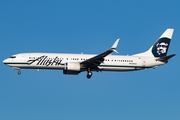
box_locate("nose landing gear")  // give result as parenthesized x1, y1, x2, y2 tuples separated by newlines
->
(87, 69, 92, 79)
(13, 67, 21, 75)
(18, 70, 21, 75)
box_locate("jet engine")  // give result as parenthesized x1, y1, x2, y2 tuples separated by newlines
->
(63, 62, 81, 75)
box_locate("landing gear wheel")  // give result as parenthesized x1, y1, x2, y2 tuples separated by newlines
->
(87, 71, 92, 79)
(18, 71, 21, 75)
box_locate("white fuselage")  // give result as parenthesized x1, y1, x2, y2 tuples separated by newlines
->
(3, 53, 165, 72)
(3, 29, 175, 78)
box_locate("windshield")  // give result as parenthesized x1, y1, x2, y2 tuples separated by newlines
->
(10, 56, 16, 58)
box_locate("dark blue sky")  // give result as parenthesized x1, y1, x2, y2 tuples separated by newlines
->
(1, 0, 180, 120)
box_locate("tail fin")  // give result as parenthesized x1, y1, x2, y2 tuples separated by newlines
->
(133, 29, 174, 57)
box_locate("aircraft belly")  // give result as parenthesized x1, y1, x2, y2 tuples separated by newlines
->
(20, 66, 64, 70)
(13, 64, 64, 70)
(99, 66, 144, 71)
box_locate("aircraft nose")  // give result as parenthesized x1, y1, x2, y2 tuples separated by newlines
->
(3, 58, 9, 64)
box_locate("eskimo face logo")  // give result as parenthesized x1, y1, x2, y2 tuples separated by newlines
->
(156, 42, 168, 55)
(152, 38, 170, 57)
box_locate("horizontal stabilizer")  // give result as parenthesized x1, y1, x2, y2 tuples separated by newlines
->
(156, 54, 176, 61)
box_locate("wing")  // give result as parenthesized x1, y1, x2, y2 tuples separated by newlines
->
(80, 39, 120, 70)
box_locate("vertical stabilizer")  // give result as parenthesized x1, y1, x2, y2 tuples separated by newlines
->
(133, 29, 174, 57)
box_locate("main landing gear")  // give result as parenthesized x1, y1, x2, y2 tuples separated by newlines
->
(87, 69, 92, 79)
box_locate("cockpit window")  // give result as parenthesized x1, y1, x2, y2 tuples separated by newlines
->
(10, 56, 16, 58)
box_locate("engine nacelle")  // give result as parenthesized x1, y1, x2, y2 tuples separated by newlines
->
(63, 62, 81, 75)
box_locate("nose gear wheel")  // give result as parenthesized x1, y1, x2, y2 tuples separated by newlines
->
(18, 71, 21, 75)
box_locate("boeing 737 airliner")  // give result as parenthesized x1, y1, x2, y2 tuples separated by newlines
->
(3, 29, 176, 78)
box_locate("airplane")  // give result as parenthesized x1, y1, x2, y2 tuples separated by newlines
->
(3, 29, 176, 79)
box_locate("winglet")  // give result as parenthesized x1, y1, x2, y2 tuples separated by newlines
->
(111, 38, 120, 49)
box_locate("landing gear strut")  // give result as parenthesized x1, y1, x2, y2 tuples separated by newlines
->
(87, 69, 92, 79)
